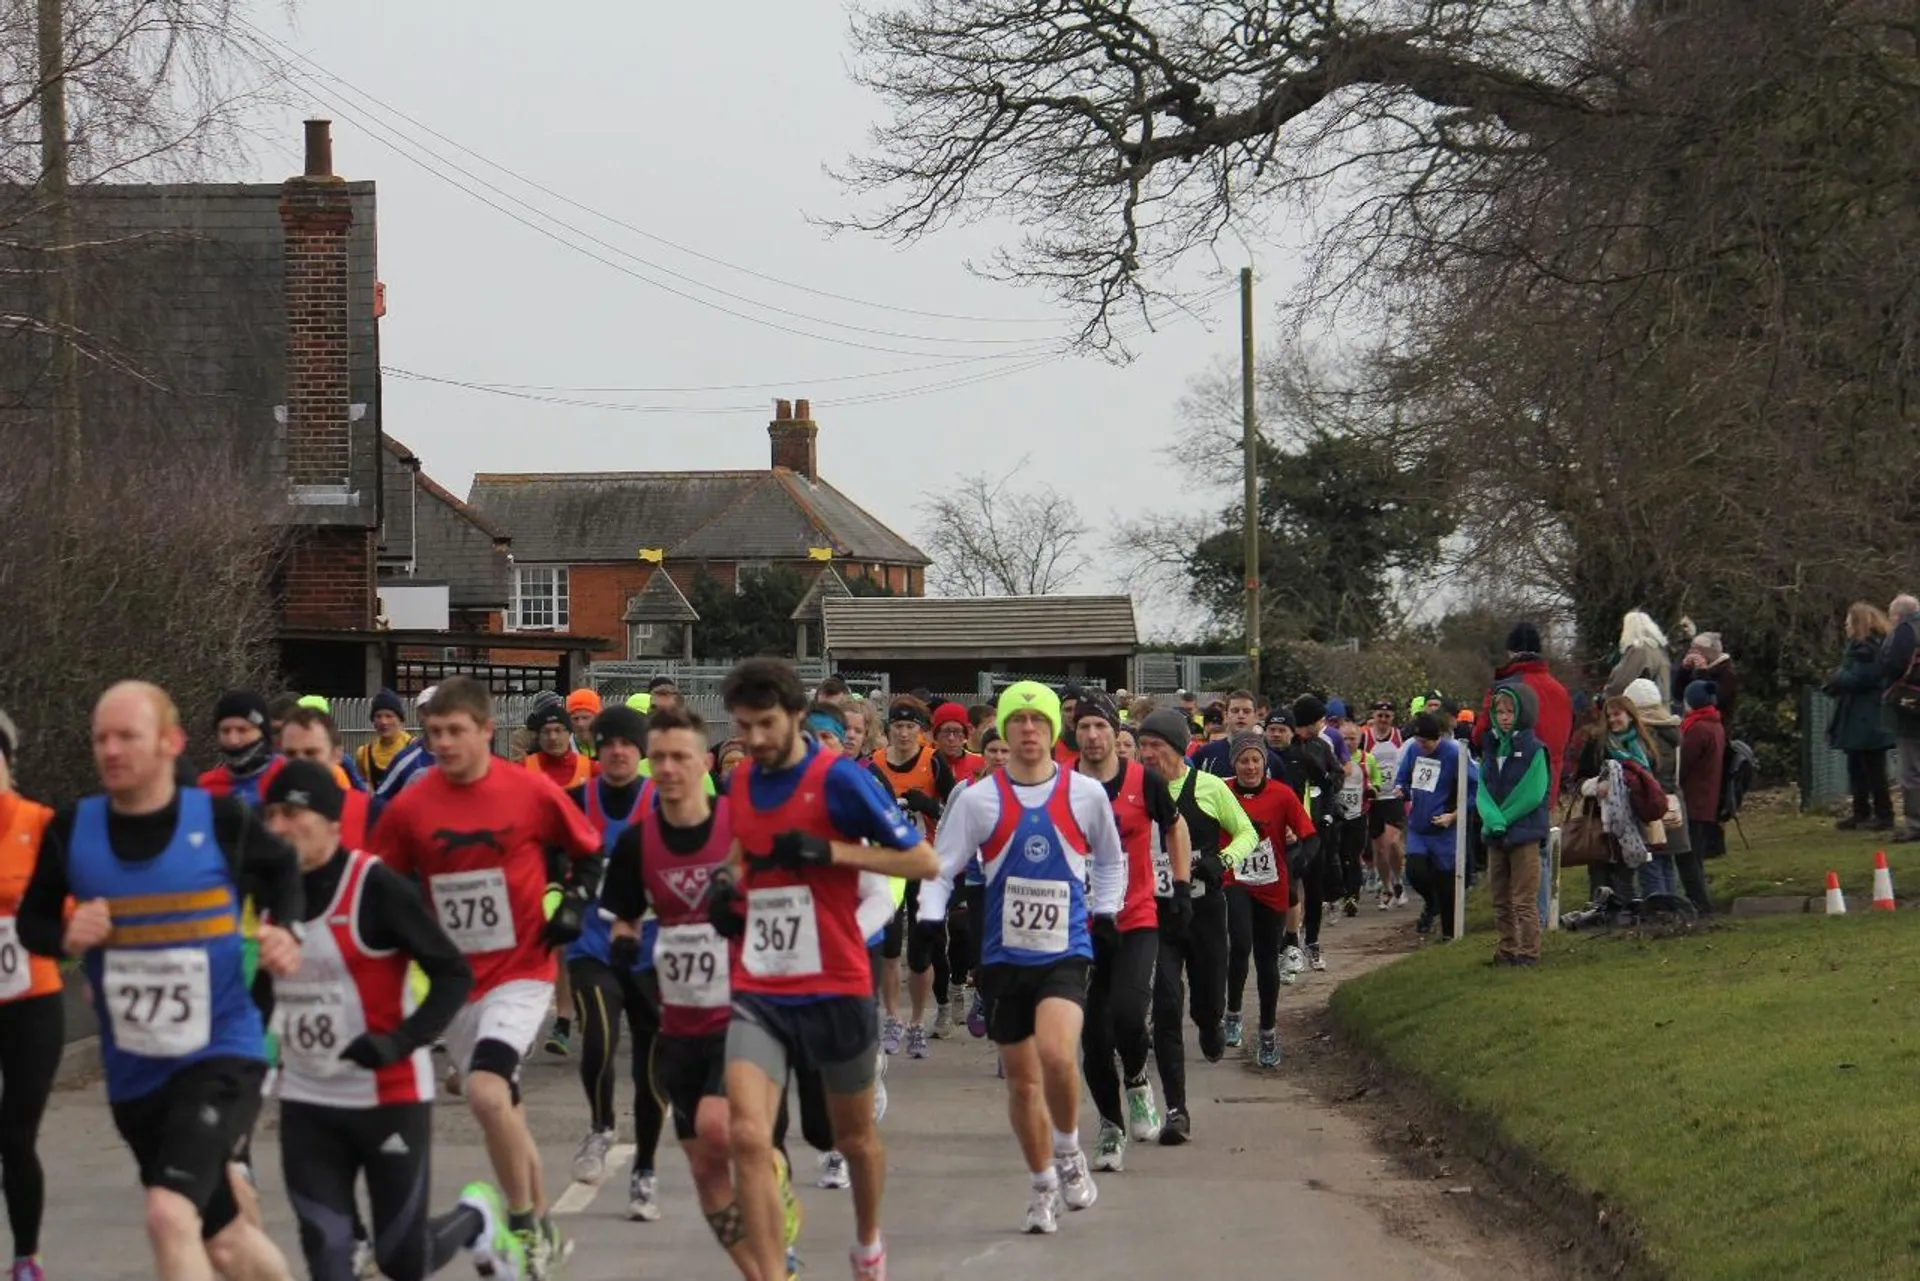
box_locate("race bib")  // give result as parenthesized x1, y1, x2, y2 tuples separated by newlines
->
(431, 869, 516, 953)
(274, 971, 366, 1078)
(0, 917, 30, 1001)
(104, 948, 210, 1057)
(743, 887, 822, 978)
(1338, 778, 1364, 816)
(1153, 849, 1174, 898)
(655, 922, 730, 1007)
(1002, 877, 1071, 953)
(1239, 840, 1281, 887)
(1411, 757, 1442, 794)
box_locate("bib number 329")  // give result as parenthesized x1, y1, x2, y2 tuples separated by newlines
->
(104, 949, 210, 1057)
(743, 887, 822, 979)
(1002, 877, 1072, 954)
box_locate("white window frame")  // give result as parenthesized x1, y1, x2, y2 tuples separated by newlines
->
(510, 565, 570, 632)
(735, 560, 774, 594)
(627, 622, 655, 653)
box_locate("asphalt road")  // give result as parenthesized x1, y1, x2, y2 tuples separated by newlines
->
(37, 910, 1563, 1280)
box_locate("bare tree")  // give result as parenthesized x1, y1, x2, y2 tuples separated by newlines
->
(919, 460, 1092, 596)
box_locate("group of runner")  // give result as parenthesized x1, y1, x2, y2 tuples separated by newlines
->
(0, 665, 1444, 1281)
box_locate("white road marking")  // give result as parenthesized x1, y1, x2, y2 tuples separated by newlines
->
(550, 1143, 635, 1216)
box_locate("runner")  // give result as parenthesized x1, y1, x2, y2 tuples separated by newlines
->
(18, 681, 302, 1281)
(873, 698, 952, 1057)
(1289, 697, 1341, 974)
(1191, 690, 1284, 778)
(1361, 701, 1410, 909)
(198, 689, 280, 805)
(714, 658, 939, 1281)
(560, 704, 668, 1222)
(272, 707, 373, 848)
(922, 682, 1124, 1233)
(372, 676, 605, 1277)
(524, 700, 596, 791)
(1222, 734, 1316, 1068)
(929, 702, 981, 1033)
(259, 760, 522, 1281)
(0, 712, 62, 1281)
(1071, 691, 1188, 1172)
(354, 689, 432, 800)
(1052, 686, 1081, 770)
(956, 728, 1012, 1044)
(1131, 709, 1256, 1144)
(646, 677, 683, 712)
(565, 690, 602, 761)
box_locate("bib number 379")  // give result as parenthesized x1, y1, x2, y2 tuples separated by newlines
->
(743, 887, 822, 979)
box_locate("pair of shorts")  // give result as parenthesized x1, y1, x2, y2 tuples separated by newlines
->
(653, 1033, 727, 1142)
(444, 978, 553, 1086)
(110, 1056, 266, 1238)
(1369, 796, 1408, 837)
(726, 993, 877, 1096)
(978, 959, 1090, 1046)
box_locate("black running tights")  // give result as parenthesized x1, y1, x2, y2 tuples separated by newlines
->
(569, 958, 666, 1170)
(0, 993, 60, 1258)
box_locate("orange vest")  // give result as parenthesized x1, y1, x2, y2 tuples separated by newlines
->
(0, 793, 64, 1000)
(880, 744, 939, 797)
(526, 750, 595, 790)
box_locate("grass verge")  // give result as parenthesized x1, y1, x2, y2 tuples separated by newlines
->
(1334, 810, 1920, 1281)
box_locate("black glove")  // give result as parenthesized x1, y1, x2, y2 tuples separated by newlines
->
(767, 830, 834, 870)
(543, 891, 587, 947)
(708, 869, 747, 940)
(903, 788, 941, 820)
(337, 1031, 406, 1071)
(609, 930, 642, 971)
(1091, 913, 1120, 950)
(1160, 880, 1193, 944)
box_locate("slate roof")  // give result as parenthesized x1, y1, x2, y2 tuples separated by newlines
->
(623, 571, 700, 624)
(821, 596, 1139, 659)
(466, 469, 929, 567)
(790, 565, 853, 622)
(0, 181, 381, 523)
(379, 436, 511, 610)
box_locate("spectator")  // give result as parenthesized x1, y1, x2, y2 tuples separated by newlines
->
(1880, 595, 1920, 842)
(1476, 682, 1551, 966)
(1571, 695, 1658, 914)
(1475, 621, 1575, 804)
(1827, 602, 1896, 832)
(1681, 632, 1740, 725)
(1625, 678, 1689, 904)
(1679, 681, 1726, 910)
(1605, 610, 1672, 703)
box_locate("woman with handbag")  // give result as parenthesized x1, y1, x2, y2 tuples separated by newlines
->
(1570, 696, 1668, 913)
(1624, 679, 1690, 903)
(1827, 602, 1895, 832)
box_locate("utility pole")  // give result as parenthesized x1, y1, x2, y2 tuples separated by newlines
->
(1240, 266, 1261, 694)
(37, 0, 80, 486)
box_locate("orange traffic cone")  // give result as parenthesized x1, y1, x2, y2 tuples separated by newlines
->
(1873, 851, 1897, 912)
(1826, 871, 1848, 916)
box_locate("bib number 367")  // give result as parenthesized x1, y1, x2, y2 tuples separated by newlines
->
(743, 887, 822, 979)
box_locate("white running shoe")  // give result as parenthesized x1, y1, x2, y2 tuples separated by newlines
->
(1092, 1121, 1127, 1172)
(571, 1128, 613, 1186)
(1057, 1149, 1097, 1210)
(1284, 945, 1306, 974)
(1125, 1081, 1162, 1142)
(1024, 1185, 1062, 1234)
(818, 1150, 851, 1190)
(627, 1171, 661, 1223)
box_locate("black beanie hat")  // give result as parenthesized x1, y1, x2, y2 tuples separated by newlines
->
(1412, 712, 1445, 741)
(1291, 694, 1328, 727)
(213, 689, 270, 732)
(264, 757, 345, 821)
(526, 702, 568, 732)
(1506, 621, 1543, 654)
(592, 705, 649, 750)
(1074, 690, 1120, 728)
(370, 688, 407, 722)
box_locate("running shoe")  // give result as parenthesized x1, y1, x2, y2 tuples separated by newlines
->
(571, 1128, 613, 1186)
(1223, 1011, 1243, 1048)
(1394, 886, 1409, 908)
(1124, 1079, 1162, 1142)
(851, 1238, 888, 1280)
(1198, 1021, 1226, 1063)
(1056, 1149, 1097, 1210)
(1158, 1107, 1191, 1146)
(1377, 888, 1393, 911)
(1093, 1121, 1126, 1172)
(905, 1023, 930, 1059)
(1308, 943, 1327, 972)
(457, 1182, 526, 1280)
(628, 1169, 661, 1223)
(775, 1150, 803, 1247)
(531, 1218, 571, 1279)
(1280, 962, 1297, 986)
(11, 1259, 45, 1281)
(1024, 1186, 1061, 1235)
(1256, 1029, 1282, 1069)
(543, 1020, 571, 1058)
(1343, 895, 1359, 918)
(818, 1150, 851, 1189)
(1283, 945, 1306, 975)
(949, 987, 969, 1031)
(932, 1004, 955, 1039)
(352, 1239, 377, 1280)
(787, 1246, 803, 1281)
(881, 1016, 904, 1056)
(966, 988, 988, 1038)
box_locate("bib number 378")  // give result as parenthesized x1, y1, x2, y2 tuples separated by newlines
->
(743, 887, 822, 979)
(430, 869, 516, 953)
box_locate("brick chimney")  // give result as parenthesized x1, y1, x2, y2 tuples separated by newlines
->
(769, 396, 818, 479)
(280, 119, 354, 499)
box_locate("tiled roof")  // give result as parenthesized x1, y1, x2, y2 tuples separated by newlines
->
(821, 595, 1139, 659)
(379, 436, 511, 610)
(465, 469, 928, 566)
(790, 565, 853, 621)
(624, 571, 700, 624)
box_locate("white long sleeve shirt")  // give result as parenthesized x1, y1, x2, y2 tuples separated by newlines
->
(919, 770, 1126, 923)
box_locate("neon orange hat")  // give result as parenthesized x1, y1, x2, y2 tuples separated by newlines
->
(566, 688, 603, 716)
(1457, 708, 1476, 723)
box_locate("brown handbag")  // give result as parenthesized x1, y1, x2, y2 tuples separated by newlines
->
(1560, 796, 1613, 867)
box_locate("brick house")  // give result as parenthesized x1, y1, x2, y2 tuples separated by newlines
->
(376, 433, 512, 634)
(468, 399, 930, 662)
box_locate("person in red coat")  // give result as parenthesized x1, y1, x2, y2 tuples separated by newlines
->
(1678, 681, 1727, 912)
(1475, 623, 1574, 804)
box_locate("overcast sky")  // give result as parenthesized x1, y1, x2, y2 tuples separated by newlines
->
(244, 0, 1306, 634)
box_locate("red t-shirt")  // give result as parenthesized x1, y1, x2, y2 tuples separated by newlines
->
(1227, 778, 1316, 910)
(374, 760, 601, 995)
(945, 751, 985, 785)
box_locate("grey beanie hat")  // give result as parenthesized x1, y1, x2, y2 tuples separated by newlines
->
(1137, 708, 1192, 754)
(1228, 730, 1267, 766)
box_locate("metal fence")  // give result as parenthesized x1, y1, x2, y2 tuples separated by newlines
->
(1799, 686, 1900, 811)
(329, 694, 542, 761)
